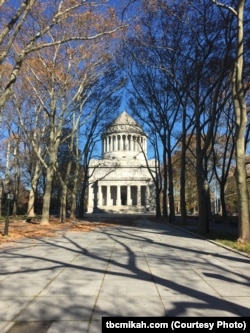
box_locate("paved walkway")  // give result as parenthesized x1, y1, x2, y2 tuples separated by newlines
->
(0, 217, 249, 333)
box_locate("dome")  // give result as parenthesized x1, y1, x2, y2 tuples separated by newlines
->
(104, 111, 144, 135)
(101, 111, 147, 160)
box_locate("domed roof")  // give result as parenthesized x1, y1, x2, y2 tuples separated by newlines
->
(101, 111, 147, 160)
(104, 111, 144, 135)
(112, 111, 138, 126)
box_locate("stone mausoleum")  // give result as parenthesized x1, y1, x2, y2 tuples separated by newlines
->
(87, 111, 156, 214)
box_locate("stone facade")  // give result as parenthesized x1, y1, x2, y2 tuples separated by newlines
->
(87, 111, 156, 213)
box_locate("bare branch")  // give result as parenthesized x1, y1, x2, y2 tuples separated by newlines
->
(0, 0, 36, 63)
(211, 0, 237, 16)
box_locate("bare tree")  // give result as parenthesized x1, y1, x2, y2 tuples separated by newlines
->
(212, 0, 250, 242)
(123, 0, 240, 235)
(0, 0, 124, 115)
(124, 0, 186, 219)
(211, 95, 235, 218)
(12, 11, 124, 224)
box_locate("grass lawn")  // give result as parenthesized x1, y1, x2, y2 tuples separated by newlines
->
(206, 229, 250, 255)
(183, 215, 250, 256)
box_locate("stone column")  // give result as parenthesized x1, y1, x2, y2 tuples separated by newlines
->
(118, 135, 121, 150)
(107, 185, 111, 206)
(127, 186, 131, 205)
(137, 186, 141, 206)
(125, 135, 128, 150)
(106, 136, 109, 152)
(103, 138, 106, 153)
(122, 134, 126, 150)
(145, 186, 149, 208)
(98, 185, 102, 206)
(117, 185, 121, 205)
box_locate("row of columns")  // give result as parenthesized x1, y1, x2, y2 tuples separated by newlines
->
(97, 185, 149, 207)
(102, 134, 146, 153)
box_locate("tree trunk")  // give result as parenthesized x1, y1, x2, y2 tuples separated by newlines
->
(197, 174, 210, 234)
(27, 187, 36, 217)
(179, 102, 188, 224)
(162, 166, 168, 217)
(219, 181, 227, 219)
(27, 161, 41, 217)
(70, 161, 80, 219)
(40, 164, 54, 225)
(232, 0, 250, 242)
(60, 183, 67, 223)
(155, 188, 162, 218)
(58, 159, 73, 223)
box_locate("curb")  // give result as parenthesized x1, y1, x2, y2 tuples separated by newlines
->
(166, 222, 250, 259)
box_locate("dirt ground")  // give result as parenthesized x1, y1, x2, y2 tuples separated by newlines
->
(0, 216, 116, 247)
(0, 214, 170, 247)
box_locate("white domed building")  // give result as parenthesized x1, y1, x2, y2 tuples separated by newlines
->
(87, 111, 156, 214)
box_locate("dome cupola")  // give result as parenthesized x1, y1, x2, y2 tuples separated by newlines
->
(102, 111, 147, 160)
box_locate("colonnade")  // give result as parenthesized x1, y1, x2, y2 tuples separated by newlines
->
(95, 184, 150, 208)
(102, 134, 146, 153)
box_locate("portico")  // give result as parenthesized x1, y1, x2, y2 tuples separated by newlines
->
(96, 183, 148, 207)
(87, 111, 155, 214)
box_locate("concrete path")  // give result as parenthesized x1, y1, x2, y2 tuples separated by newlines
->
(0, 218, 249, 332)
